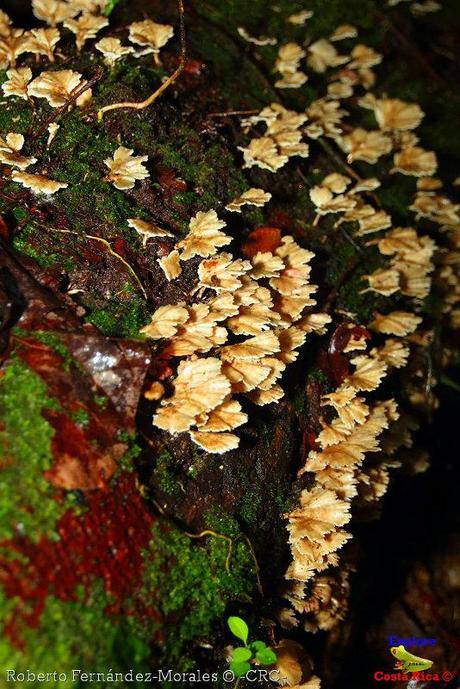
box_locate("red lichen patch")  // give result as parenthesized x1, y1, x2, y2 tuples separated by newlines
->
(242, 227, 282, 258)
(42, 410, 120, 490)
(319, 322, 353, 385)
(155, 165, 187, 194)
(14, 339, 128, 488)
(183, 58, 206, 76)
(0, 216, 9, 241)
(267, 209, 296, 232)
(0, 473, 158, 646)
(112, 236, 129, 258)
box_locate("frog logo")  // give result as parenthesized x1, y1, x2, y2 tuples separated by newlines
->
(390, 644, 433, 673)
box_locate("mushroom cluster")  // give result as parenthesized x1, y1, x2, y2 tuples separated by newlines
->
(0, 2, 174, 194)
(140, 209, 330, 454)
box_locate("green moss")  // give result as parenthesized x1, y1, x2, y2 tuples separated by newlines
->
(52, 111, 116, 174)
(45, 111, 146, 232)
(241, 205, 265, 228)
(0, 583, 150, 688)
(143, 522, 255, 662)
(85, 294, 150, 337)
(205, 507, 244, 538)
(152, 450, 181, 497)
(69, 408, 90, 426)
(378, 177, 416, 222)
(325, 237, 359, 288)
(0, 360, 64, 541)
(112, 432, 143, 477)
(12, 207, 29, 222)
(93, 394, 108, 408)
(337, 270, 385, 323)
(236, 488, 263, 527)
(95, 62, 165, 110)
(12, 224, 78, 271)
(156, 125, 248, 214)
(13, 328, 75, 372)
(307, 369, 329, 386)
(189, 25, 276, 107)
(0, 99, 34, 135)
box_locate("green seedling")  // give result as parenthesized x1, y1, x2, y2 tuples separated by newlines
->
(227, 616, 277, 678)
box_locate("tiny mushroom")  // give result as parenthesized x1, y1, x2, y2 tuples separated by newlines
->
(63, 13, 109, 51)
(103, 146, 149, 190)
(95, 37, 134, 65)
(2, 66, 32, 99)
(11, 170, 68, 195)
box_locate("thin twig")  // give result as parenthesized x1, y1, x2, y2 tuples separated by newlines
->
(318, 138, 382, 208)
(150, 493, 261, 589)
(11, 336, 54, 352)
(29, 67, 104, 142)
(207, 109, 259, 118)
(317, 138, 362, 183)
(341, 226, 363, 254)
(97, 0, 186, 120)
(42, 225, 147, 299)
(184, 528, 234, 572)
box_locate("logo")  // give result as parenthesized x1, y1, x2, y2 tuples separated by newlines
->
(390, 644, 433, 673)
(387, 635, 437, 648)
(372, 643, 455, 683)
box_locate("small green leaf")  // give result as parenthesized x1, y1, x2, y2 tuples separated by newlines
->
(256, 648, 277, 665)
(251, 640, 267, 652)
(103, 0, 121, 16)
(232, 647, 252, 663)
(228, 616, 249, 645)
(230, 660, 251, 678)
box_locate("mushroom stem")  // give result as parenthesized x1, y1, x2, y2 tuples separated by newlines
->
(97, 0, 186, 120)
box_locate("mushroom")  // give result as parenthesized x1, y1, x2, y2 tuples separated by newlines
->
(95, 37, 134, 65)
(128, 19, 174, 62)
(0, 133, 37, 169)
(28, 69, 87, 107)
(103, 146, 149, 190)
(11, 171, 68, 195)
(2, 66, 32, 99)
(63, 13, 108, 51)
